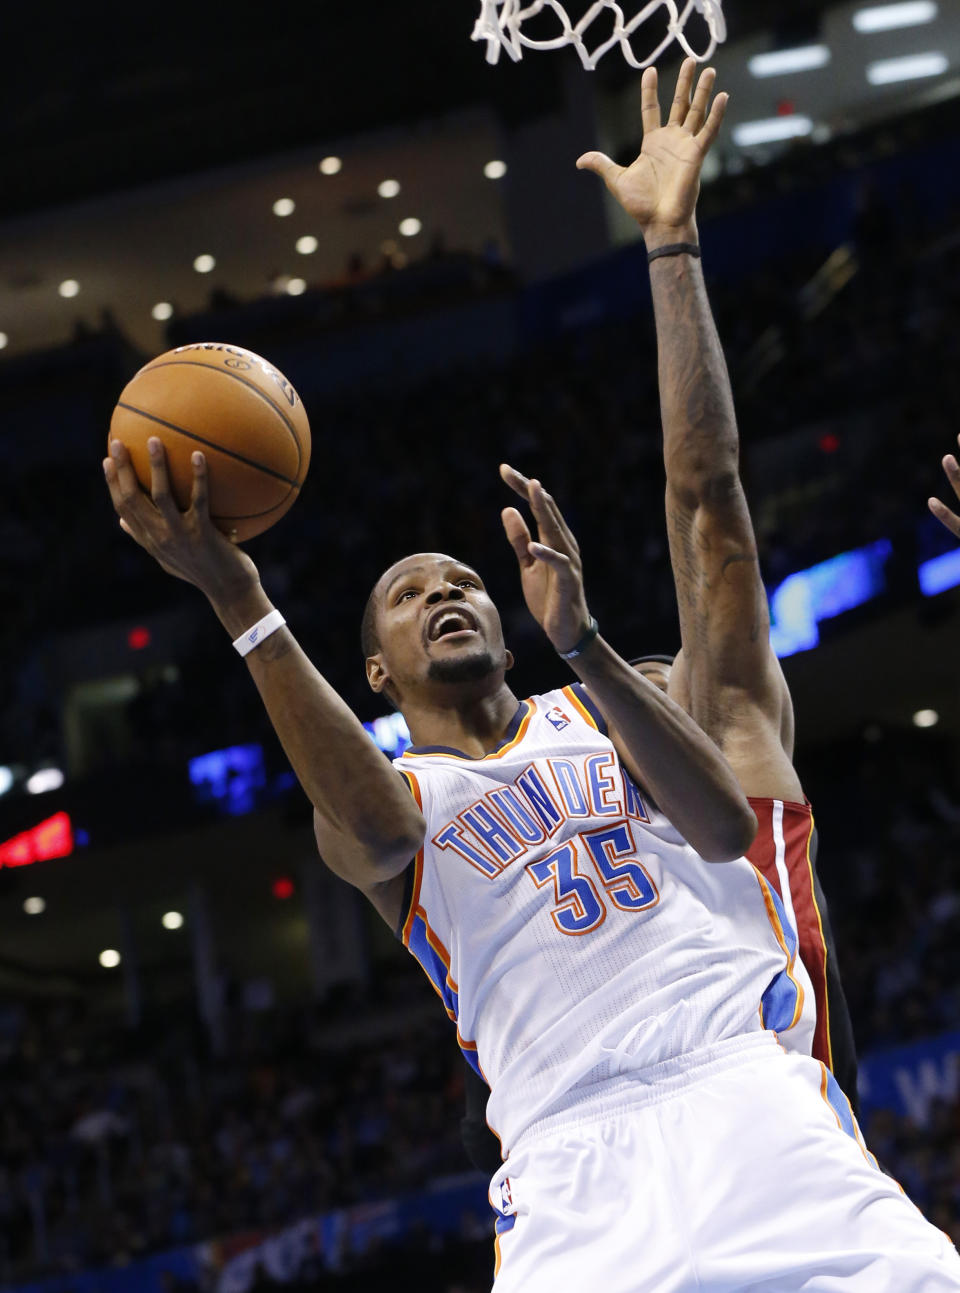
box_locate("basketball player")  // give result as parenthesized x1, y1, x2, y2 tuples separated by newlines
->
(460, 56, 860, 1180)
(102, 68, 960, 1293)
(575, 56, 860, 1109)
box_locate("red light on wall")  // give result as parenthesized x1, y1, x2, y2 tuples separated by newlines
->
(818, 433, 840, 455)
(272, 877, 295, 900)
(128, 626, 151, 650)
(0, 812, 73, 868)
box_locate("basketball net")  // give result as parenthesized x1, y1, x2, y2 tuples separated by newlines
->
(472, 0, 727, 70)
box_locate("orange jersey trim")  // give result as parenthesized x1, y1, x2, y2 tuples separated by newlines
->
(398, 770, 424, 944)
(562, 683, 600, 731)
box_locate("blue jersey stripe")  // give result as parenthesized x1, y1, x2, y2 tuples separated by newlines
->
(407, 913, 460, 1021)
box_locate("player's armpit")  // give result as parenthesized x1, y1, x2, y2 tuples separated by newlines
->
(704, 696, 803, 803)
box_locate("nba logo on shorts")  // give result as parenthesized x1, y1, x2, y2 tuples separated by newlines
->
(546, 707, 571, 731)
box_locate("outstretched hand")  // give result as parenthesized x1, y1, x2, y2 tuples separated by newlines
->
(576, 57, 727, 238)
(500, 464, 592, 655)
(103, 437, 260, 605)
(929, 442, 960, 541)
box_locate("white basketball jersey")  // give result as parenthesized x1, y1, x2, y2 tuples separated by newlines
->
(394, 685, 804, 1155)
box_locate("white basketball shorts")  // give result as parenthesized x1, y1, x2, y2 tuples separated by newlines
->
(489, 1032, 960, 1292)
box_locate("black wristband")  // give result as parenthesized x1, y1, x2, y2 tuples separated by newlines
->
(647, 242, 701, 264)
(557, 617, 599, 660)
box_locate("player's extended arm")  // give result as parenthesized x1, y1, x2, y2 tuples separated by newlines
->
(500, 465, 756, 862)
(103, 437, 425, 915)
(578, 61, 800, 800)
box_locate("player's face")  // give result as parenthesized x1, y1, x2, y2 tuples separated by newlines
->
(369, 553, 512, 702)
(634, 661, 672, 694)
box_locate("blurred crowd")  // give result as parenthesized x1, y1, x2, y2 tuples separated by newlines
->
(0, 971, 472, 1281)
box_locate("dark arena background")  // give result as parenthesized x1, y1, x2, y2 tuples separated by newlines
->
(2, 2, 960, 1289)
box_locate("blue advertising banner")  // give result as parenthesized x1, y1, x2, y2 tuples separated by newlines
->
(858, 1030, 960, 1128)
(5, 1245, 199, 1293)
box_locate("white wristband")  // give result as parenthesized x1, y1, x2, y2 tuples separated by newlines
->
(232, 609, 287, 657)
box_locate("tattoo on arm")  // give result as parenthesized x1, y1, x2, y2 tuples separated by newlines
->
(653, 258, 761, 645)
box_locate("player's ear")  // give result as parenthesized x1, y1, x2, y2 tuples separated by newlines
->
(505, 648, 515, 673)
(366, 654, 390, 695)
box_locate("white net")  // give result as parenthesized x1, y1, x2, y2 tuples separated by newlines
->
(472, 0, 727, 70)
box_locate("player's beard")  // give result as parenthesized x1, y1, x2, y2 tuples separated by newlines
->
(427, 649, 499, 685)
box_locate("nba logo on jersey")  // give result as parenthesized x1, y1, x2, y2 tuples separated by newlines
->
(546, 706, 571, 731)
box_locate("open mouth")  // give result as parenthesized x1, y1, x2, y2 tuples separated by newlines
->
(427, 607, 480, 642)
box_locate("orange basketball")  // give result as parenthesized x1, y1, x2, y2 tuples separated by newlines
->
(109, 343, 311, 541)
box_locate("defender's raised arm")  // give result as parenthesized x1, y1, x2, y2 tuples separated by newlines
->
(578, 60, 800, 800)
(103, 437, 424, 921)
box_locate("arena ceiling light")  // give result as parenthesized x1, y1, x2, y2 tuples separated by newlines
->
(377, 179, 401, 199)
(23, 897, 45, 916)
(913, 708, 939, 728)
(0, 766, 13, 796)
(748, 46, 831, 77)
(867, 51, 948, 83)
(99, 949, 121, 969)
(0, 333, 8, 350)
(853, 2, 938, 33)
(162, 910, 184, 930)
(731, 115, 814, 147)
(193, 254, 216, 274)
(272, 197, 295, 217)
(151, 302, 173, 322)
(58, 279, 80, 298)
(484, 160, 508, 179)
(26, 767, 64, 795)
(286, 277, 307, 295)
(318, 156, 342, 175)
(295, 235, 318, 255)
(399, 217, 422, 237)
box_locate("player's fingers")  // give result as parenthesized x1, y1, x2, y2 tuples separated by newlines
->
(500, 462, 532, 502)
(103, 455, 124, 512)
(685, 66, 716, 135)
(528, 542, 574, 576)
(529, 480, 580, 557)
(928, 497, 960, 540)
(697, 90, 729, 150)
(640, 65, 660, 135)
(189, 451, 212, 520)
(575, 151, 625, 192)
(667, 57, 697, 127)
(147, 437, 179, 521)
(105, 440, 152, 522)
(537, 485, 581, 556)
(526, 479, 565, 548)
(501, 507, 535, 568)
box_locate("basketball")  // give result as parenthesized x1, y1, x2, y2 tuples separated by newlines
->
(108, 343, 311, 541)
